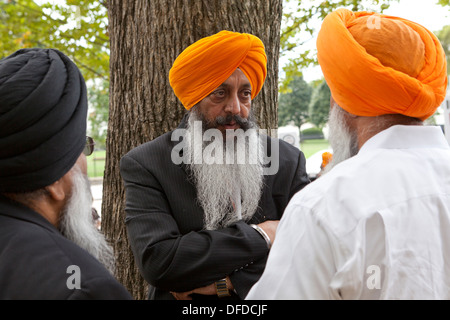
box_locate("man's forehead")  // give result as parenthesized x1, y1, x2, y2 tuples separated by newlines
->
(216, 69, 252, 89)
(216, 82, 252, 89)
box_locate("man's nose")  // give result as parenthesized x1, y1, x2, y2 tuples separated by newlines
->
(224, 93, 241, 115)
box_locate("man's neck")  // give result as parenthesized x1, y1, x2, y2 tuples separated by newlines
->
(3, 192, 60, 227)
(355, 114, 423, 149)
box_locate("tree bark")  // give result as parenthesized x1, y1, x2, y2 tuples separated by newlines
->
(104, 0, 282, 300)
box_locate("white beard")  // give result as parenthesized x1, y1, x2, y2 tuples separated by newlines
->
(185, 110, 264, 230)
(59, 167, 115, 274)
(323, 105, 359, 174)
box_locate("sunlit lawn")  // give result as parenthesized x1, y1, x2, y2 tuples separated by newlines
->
(87, 150, 106, 178)
(300, 139, 330, 159)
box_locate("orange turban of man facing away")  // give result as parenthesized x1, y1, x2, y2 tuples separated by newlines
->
(169, 30, 267, 110)
(317, 9, 448, 121)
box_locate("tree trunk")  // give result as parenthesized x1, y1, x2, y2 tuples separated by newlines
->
(103, 0, 282, 300)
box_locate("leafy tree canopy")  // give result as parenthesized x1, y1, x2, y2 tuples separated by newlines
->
(309, 80, 331, 128)
(0, 0, 109, 82)
(435, 25, 450, 74)
(278, 75, 312, 129)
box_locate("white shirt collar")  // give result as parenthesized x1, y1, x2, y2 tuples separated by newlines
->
(359, 125, 450, 154)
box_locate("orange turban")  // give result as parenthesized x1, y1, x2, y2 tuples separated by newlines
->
(169, 30, 267, 110)
(317, 9, 448, 120)
(321, 152, 333, 169)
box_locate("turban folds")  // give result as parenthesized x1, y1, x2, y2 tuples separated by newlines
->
(317, 9, 448, 120)
(0, 48, 88, 192)
(169, 30, 267, 110)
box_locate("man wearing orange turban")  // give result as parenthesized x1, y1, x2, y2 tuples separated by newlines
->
(247, 9, 450, 300)
(120, 30, 310, 300)
(169, 30, 267, 110)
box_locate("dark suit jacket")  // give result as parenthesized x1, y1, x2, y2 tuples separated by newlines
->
(0, 194, 133, 300)
(120, 122, 310, 300)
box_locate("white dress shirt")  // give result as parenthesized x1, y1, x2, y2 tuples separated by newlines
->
(246, 125, 450, 300)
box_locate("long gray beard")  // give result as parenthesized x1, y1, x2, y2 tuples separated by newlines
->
(185, 110, 264, 230)
(323, 105, 359, 174)
(59, 167, 116, 274)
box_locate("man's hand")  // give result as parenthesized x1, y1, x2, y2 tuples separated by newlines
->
(170, 283, 216, 300)
(257, 220, 279, 244)
(170, 276, 234, 300)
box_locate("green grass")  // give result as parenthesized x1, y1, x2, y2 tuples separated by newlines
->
(300, 139, 330, 159)
(87, 150, 106, 178)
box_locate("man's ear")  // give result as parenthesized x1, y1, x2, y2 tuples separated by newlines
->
(45, 172, 72, 202)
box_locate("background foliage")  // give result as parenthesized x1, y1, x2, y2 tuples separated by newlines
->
(0, 0, 109, 81)
(278, 75, 312, 129)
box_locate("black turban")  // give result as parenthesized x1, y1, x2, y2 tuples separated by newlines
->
(0, 48, 88, 193)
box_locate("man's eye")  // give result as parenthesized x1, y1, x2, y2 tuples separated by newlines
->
(209, 90, 226, 102)
(212, 90, 225, 97)
(241, 90, 251, 98)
